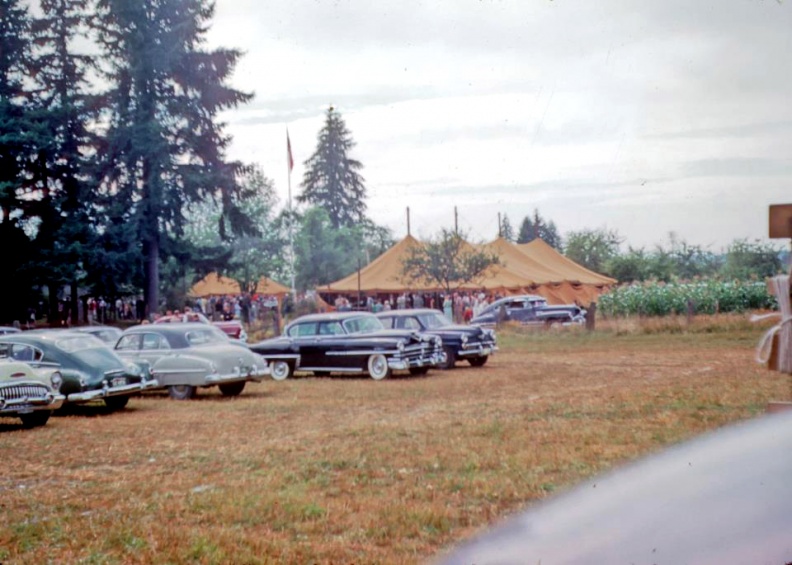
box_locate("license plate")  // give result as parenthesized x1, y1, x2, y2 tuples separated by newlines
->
(481, 348, 491, 355)
(111, 377, 127, 387)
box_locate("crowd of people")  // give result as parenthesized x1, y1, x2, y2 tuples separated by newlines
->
(335, 291, 498, 324)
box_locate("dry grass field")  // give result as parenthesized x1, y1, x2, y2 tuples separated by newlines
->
(1, 314, 787, 564)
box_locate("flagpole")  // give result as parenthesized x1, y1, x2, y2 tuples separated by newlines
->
(287, 129, 296, 300)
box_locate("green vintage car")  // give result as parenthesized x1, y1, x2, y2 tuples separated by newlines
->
(0, 358, 65, 427)
(0, 331, 158, 410)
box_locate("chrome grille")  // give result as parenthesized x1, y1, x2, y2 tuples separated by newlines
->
(1, 383, 49, 400)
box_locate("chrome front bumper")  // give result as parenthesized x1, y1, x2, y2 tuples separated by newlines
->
(67, 378, 159, 403)
(0, 393, 65, 414)
(457, 343, 498, 357)
(388, 350, 446, 371)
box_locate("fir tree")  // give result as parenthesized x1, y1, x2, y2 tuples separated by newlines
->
(95, 0, 252, 316)
(28, 0, 97, 322)
(298, 106, 367, 229)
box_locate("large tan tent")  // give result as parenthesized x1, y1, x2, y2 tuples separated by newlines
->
(317, 235, 426, 293)
(189, 273, 290, 297)
(318, 235, 614, 305)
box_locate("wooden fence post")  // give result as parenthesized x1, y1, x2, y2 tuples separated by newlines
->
(586, 302, 597, 331)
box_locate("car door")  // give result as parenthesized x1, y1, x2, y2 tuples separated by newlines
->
(285, 322, 319, 368)
(138, 332, 172, 367)
(310, 320, 352, 369)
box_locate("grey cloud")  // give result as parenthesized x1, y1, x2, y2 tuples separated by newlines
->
(645, 121, 792, 140)
(681, 158, 792, 178)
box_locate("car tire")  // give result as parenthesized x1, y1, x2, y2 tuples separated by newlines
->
(367, 353, 391, 380)
(219, 381, 246, 397)
(104, 395, 130, 410)
(439, 346, 457, 370)
(168, 384, 196, 400)
(409, 366, 429, 376)
(270, 360, 293, 381)
(468, 356, 488, 367)
(19, 411, 51, 428)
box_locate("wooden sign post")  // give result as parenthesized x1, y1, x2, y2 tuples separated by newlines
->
(765, 205, 792, 411)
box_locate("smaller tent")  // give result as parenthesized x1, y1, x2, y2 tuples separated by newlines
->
(189, 273, 290, 297)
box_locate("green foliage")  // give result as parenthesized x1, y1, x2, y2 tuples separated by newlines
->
(401, 229, 500, 292)
(517, 209, 562, 249)
(599, 279, 776, 317)
(298, 106, 367, 229)
(604, 233, 721, 283)
(721, 239, 783, 280)
(564, 227, 623, 274)
(294, 207, 362, 290)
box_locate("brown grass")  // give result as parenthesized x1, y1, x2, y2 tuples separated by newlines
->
(0, 314, 787, 564)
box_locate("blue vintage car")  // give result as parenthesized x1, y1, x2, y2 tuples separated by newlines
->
(250, 312, 445, 380)
(0, 331, 157, 410)
(376, 308, 497, 369)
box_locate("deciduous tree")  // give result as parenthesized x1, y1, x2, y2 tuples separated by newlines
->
(402, 229, 499, 292)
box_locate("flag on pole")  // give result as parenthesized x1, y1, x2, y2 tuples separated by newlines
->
(287, 130, 294, 172)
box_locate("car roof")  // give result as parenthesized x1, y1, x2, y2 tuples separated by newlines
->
(123, 322, 216, 335)
(287, 312, 377, 324)
(1, 329, 93, 342)
(375, 308, 442, 317)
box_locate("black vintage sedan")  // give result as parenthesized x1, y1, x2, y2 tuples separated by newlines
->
(250, 312, 444, 380)
(376, 309, 497, 369)
(0, 331, 157, 410)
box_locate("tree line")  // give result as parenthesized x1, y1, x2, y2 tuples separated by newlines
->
(1, 0, 784, 326)
(0, 0, 391, 324)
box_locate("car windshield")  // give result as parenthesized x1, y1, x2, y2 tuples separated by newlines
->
(185, 327, 227, 346)
(342, 316, 384, 334)
(417, 312, 451, 329)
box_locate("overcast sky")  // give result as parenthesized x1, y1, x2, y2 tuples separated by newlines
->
(205, 0, 791, 251)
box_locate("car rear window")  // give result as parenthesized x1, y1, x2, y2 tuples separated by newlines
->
(56, 336, 105, 353)
(185, 329, 226, 346)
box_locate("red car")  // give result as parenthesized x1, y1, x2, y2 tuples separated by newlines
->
(154, 312, 247, 342)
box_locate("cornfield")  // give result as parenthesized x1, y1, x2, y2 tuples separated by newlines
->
(598, 279, 777, 317)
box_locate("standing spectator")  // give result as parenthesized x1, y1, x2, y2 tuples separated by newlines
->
(443, 295, 453, 320)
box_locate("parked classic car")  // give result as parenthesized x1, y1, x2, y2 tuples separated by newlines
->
(115, 323, 269, 399)
(154, 312, 247, 341)
(250, 312, 445, 380)
(470, 295, 586, 327)
(0, 359, 65, 427)
(375, 308, 497, 369)
(0, 331, 156, 410)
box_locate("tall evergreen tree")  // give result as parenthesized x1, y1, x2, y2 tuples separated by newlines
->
(95, 0, 252, 317)
(298, 106, 367, 229)
(500, 214, 514, 241)
(0, 0, 34, 223)
(29, 0, 97, 322)
(516, 208, 561, 249)
(0, 0, 38, 322)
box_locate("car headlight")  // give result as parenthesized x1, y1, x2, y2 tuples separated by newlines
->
(50, 371, 63, 391)
(397, 340, 406, 351)
(435, 336, 443, 347)
(461, 334, 468, 345)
